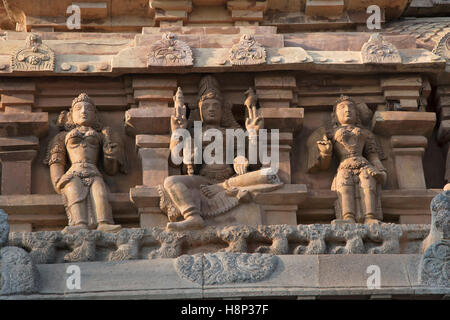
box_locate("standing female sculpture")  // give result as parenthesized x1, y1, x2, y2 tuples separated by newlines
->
(45, 93, 126, 233)
(307, 95, 387, 224)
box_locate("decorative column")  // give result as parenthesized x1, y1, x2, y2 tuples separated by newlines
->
(125, 76, 177, 228)
(0, 80, 48, 232)
(254, 74, 304, 225)
(372, 111, 436, 224)
(254, 74, 302, 184)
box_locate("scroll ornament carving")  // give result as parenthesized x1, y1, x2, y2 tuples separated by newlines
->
(0, 246, 39, 295)
(11, 34, 55, 71)
(420, 240, 449, 287)
(432, 32, 450, 62)
(361, 33, 401, 64)
(420, 190, 450, 287)
(148, 32, 193, 67)
(229, 34, 266, 65)
(174, 252, 278, 285)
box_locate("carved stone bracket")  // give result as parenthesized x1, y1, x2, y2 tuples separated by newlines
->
(229, 34, 266, 66)
(148, 32, 193, 67)
(420, 190, 450, 287)
(11, 34, 55, 71)
(361, 33, 402, 64)
(175, 252, 278, 285)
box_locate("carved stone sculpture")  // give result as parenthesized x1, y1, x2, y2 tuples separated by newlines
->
(158, 75, 282, 231)
(0, 246, 39, 295)
(433, 32, 450, 62)
(307, 95, 387, 225)
(361, 33, 402, 64)
(11, 33, 55, 71)
(148, 32, 193, 67)
(229, 34, 266, 65)
(0, 213, 39, 295)
(175, 252, 278, 285)
(420, 190, 450, 287)
(45, 93, 127, 233)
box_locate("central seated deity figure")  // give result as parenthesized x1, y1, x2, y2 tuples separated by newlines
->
(158, 75, 282, 231)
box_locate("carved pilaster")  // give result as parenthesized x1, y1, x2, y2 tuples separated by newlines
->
(0, 79, 46, 204)
(254, 74, 303, 185)
(126, 76, 178, 228)
(372, 111, 436, 194)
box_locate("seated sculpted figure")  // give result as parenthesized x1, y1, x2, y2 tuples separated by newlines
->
(158, 75, 282, 231)
(45, 93, 126, 233)
(307, 95, 387, 225)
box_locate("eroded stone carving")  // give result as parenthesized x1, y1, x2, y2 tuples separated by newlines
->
(420, 240, 449, 287)
(433, 32, 450, 62)
(158, 75, 282, 231)
(229, 34, 266, 65)
(361, 33, 402, 64)
(44, 93, 127, 233)
(148, 32, 193, 67)
(175, 252, 278, 285)
(307, 95, 387, 225)
(8, 223, 415, 264)
(0, 246, 39, 295)
(11, 33, 55, 71)
(420, 190, 450, 287)
(0, 209, 8, 247)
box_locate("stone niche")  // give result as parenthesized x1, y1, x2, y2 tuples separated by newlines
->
(0, 69, 445, 233)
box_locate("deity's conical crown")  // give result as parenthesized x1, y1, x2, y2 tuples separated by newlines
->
(198, 75, 223, 104)
(72, 93, 95, 107)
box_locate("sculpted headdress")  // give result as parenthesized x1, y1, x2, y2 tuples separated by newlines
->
(57, 93, 103, 131)
(197, 75, 240, 128)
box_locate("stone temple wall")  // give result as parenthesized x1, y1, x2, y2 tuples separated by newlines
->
(0, 0, 448, 299)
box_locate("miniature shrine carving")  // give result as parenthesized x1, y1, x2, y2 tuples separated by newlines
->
(307, 96, 387, 225)
(45, 93, 127, 233)
(229, 34, 266, 66)
(158, 75, 282, 231)
(11, 33, 55, 71)
(361, 33, 402, 64)
(148, 32, 193, 67)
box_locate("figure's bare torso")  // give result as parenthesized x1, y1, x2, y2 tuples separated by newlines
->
(65, 126, 102, 165)
(332, 125, 368, 162)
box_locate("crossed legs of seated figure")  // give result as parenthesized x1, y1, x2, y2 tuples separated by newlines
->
(163, 175, 211, 231)
(334, 170, 381, 225)
(62, 177, 121, 233)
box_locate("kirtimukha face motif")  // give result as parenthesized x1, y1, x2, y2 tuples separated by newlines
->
(72, 101, 96, 127)
(200, 98, 223, 125)
(336, 100, 357, 126)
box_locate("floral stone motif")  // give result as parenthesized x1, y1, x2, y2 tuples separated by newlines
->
(361, 33, 402, 64)
(148, 32, 193, 67)
(229, 34, 266, 66)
